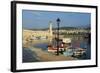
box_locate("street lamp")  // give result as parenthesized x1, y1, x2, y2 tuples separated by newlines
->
(56, 18, 60, 55)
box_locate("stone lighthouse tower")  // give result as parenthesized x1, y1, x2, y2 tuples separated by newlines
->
(49, 21, 53, 43)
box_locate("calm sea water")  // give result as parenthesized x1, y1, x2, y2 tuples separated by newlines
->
(23, 48, 40, 62)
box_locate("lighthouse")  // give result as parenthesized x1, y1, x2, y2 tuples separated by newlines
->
(49, 21, 53, 43)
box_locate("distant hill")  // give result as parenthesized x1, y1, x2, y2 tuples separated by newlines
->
(59, 27, 77, 30)
(25, 26, 90, 30)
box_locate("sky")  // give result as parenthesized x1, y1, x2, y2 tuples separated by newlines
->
(22, 10, 91, 29)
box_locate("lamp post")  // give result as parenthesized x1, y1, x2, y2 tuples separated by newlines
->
(56, 18, 60, 55)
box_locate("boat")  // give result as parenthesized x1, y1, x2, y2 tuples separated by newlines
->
(73, 47, 86, 56)
(47, 38, 72, 54)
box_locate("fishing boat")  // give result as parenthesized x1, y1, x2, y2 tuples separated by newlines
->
(72, 47, 86, 56)
(47, 38, 72, 54)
